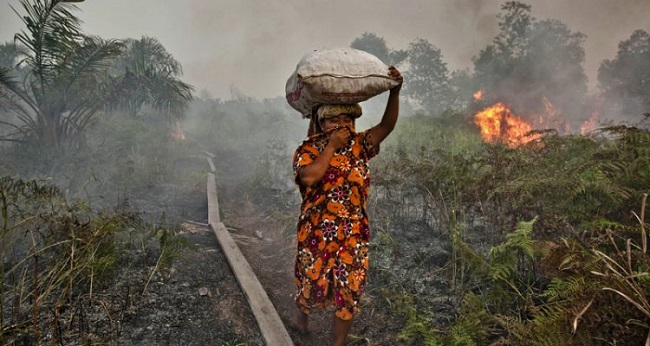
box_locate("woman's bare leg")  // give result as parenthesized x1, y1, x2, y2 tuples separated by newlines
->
(333, 316, 353, 346)
(294, 308, 309, 334)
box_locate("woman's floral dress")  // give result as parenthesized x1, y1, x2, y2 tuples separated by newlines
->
(292, 127, 379, 320)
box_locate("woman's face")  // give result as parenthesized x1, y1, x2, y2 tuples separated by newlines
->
(320, 114, 354, 131)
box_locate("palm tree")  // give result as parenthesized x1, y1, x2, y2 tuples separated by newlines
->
(108, 36, 194, 120)
(0, 0, 126, 152)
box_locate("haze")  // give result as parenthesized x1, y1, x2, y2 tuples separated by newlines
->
(1, 0, 649, 100)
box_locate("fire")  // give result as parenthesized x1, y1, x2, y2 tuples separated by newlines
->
(473, 91, 602, 145)
(581, 95, 603, 134)
(474, 102, 534, 147)
(581, 111, 599, 135)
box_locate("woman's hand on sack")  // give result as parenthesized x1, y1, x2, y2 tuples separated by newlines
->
(327, 127, 351, 150)
(388, 66, 403, 92)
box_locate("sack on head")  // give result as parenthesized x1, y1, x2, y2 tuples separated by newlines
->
(286, 47, 398, 117)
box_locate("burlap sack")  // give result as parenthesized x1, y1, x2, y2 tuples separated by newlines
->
(286, 47, 398, 117)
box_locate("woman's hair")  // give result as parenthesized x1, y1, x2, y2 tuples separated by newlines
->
(308, 104, 362, 135)
(316, 104, 362, 122)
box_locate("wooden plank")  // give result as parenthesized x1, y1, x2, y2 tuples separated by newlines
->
(206, 171, 293, 345)
(206, 173, 220, 223)
(201, 150, 216, 159)
(206, 157, 216, 173)
(211, 221, 294, 346)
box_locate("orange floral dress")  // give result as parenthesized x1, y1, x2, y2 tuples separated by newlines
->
(292, 127, 379, 320)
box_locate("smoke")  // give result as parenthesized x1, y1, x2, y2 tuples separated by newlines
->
(531, 0, 650, 91)
(1, 0, 648, 99)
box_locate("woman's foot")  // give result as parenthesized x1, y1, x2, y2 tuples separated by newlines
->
(291, 310, 310, 335)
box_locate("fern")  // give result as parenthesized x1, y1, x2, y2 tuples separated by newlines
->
(488, 218, 537, 296)
(393, 293, 444, 346)
(542, 276, 590, 302)
(450, 292, 494, 345)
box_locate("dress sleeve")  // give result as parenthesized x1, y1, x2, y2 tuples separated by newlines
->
(359, 130, 380, 160)
(292, 140, 318, 185)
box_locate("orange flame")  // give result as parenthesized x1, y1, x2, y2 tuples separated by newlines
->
(474, 90, 483, 101)
(474, 102, 534, 147)
(580, 95, 603, 134)
(580, 110, 599, 135)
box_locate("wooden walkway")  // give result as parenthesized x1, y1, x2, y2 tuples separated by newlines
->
(205, 155, 294, 346)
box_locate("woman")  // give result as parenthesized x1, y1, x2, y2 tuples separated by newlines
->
(291, 66, 403, 345)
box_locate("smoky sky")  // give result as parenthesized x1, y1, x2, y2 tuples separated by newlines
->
(1, 0, 649, 99)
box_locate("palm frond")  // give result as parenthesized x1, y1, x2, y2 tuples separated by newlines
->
(12, 0, 84, 89)
(104, 36, 193, 118)
(0, 66, 38, 118)
(61, 36, 125, 96)
(125, 36, 183, 76)
(147, 73, 194, 117)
